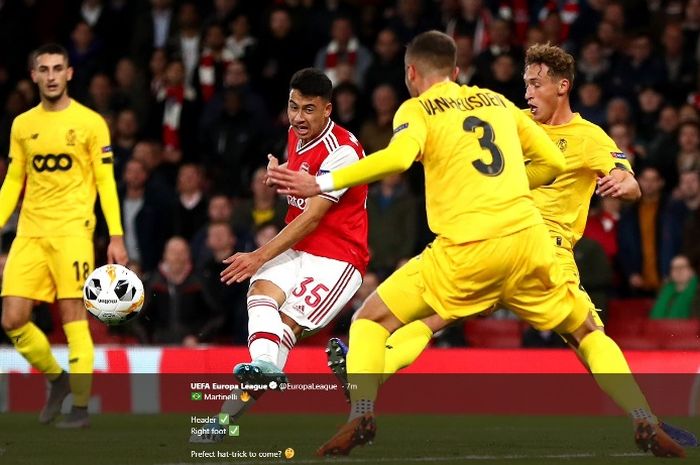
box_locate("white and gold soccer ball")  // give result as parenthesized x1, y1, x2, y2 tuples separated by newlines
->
(83, 264, 144, 325)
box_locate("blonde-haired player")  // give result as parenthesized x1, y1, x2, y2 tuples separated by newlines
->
(269, 33, 686, 457)
(0, 43, 127, 428)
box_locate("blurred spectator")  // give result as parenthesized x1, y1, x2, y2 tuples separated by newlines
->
(256, 7, 307, 114)
(385, 0, 438, 45)
(574, 82, 606, 127)
(197, 222, 248, 343)
(150, 60, 199, 163)
(0, 90, 28, 157)
(131, 140, 175, 194)
(680, 102, 700, 121)
(201, 87, 264, 197)
(72, 0, 134, 65)
(636, 87, 664, 146)
(596, 20, 624, 61)
(168, 2, 201, 89)
(446, 0, 493, 54)
(524, 25, 546, 50)
(676, 120, 700, 174)
(119, 158, 174, 273)
(666, 169, 700, 264)
(486, 53, 525, 107)
(575, 38, 611, 88)
(314, 15, 372, 87)
(574, 236, 613, 318)
(68, 20, 105, 102)
(541, 10, 565, 46)
(112, 109, 140, 185)
(15, 79, 38, 108)
(190, 194, 234, 264)
(173, 164, 208, 242)
(454, 35, 485, 87)
(204, 0, 241, 26)
(608, 122, 645, 170)
(254, 221, 280, 248)
(137, 237, 222, 345)
(605, 97, 632, 127)
(200, 59, 268, 133)
(646, 105, 681, 184)
(475, 18, 523, 82)
(231, 167, 287, 246)
(360, 84, 398, 154)
(618, 166, 673, 294)
(226, 14, 256, 61)
(609, 32, 667, 101)
(363, 28, 406, 100)
(86, 73, 116, 118)
(568, 0, 606, 52)
(661, 22, 697, 105)
(367, 173, 417, 279)
(649, 254, 698, 318)
(148, 48, 168, 97)
(112, 57, 150, 126)
(584, 196, 622, 264)
(331, 82, 364, 136)
(197, 22, 235, 102)
(131, 0, 177, 69)
(684, 0, 700, 56)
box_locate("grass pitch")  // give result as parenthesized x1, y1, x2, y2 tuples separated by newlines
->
(0, 413, 698, 465)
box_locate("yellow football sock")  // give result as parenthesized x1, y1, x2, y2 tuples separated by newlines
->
(63, 320, 94, 408)
(5, 322, 62, 380)
(382, 320, 433, 383)
(578, 330, 654, 421)
(347, 319, 389, 403)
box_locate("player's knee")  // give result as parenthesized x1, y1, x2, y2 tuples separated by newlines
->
(1, 311, 29, 332)
(559, 313, 599, 348)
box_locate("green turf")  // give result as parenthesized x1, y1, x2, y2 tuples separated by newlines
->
(0, 413, 698, 465)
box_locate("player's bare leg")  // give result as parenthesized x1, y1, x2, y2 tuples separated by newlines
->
(2, 296, 69, 424)
(561, 314, 686, 458)
(55, 298, 92, 428)
(317, 291, 403, 456)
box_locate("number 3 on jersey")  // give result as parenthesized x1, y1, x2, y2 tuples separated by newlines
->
(463, 116, 504, 176)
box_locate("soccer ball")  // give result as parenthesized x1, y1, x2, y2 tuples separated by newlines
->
(83, 264, 144, 325)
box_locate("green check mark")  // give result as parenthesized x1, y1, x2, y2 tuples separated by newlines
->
(218, 413, 229, 425)
(229, 425, 239, 436)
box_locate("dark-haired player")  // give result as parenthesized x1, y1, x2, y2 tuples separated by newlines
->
(0, 43, 127, 428)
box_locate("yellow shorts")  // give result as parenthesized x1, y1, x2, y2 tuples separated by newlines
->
(553, 243, 603, 327)
(377, 224, 589, 333)
(1, 236, 94, 302)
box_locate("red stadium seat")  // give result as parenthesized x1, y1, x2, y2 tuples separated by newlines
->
(464, 318, 523, 349)
(605, 298, 654, 340)
(644, 319, 700, 350)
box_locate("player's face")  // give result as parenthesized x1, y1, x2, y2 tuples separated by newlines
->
(523, 63, 563, 124)
(288, 89, 331, 143)
(31, 53, 73, 103)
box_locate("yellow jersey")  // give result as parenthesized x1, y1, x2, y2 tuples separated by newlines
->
(4, 99, 122, 238)
(530, 112, 632, 249)
(391, 81, 563, 243)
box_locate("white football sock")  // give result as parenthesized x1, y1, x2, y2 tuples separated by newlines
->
(247, 295, 283, 364)
(276, 324, 298, 370)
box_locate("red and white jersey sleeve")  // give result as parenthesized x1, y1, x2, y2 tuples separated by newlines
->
(285, 120, 369, 275)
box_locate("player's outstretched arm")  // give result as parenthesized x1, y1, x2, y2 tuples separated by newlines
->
(596, 168, 641, 201)
(0, 156, 26, 229)
(512, 106, 565, 188)
(269, 137, 420, 197)
(220, 196, 333, 284)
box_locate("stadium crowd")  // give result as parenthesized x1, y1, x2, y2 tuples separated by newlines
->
(1, 0, 700, 347)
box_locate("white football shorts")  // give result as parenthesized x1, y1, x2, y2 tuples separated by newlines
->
(251, 249, 362, 333)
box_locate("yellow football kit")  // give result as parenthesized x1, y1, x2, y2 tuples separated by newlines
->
(0, 99, 123, 301)
(323, 81, 588, 333)
(532, 112, 633, 326)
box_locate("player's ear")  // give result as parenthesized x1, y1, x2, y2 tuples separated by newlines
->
(558, 79, 570, 96)
(452, 66, 459, 82)
(66, 66, 74, 82)
(324, 100, 332, 118)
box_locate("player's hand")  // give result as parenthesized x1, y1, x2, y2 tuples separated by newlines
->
(264, 154, 279, 187)
(220, 251, 265, 284)
(596, 170, 638, 199)
(629, 273, 644, 289)
(107, 236, 129, 265)
(267, 166, 322, 198)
